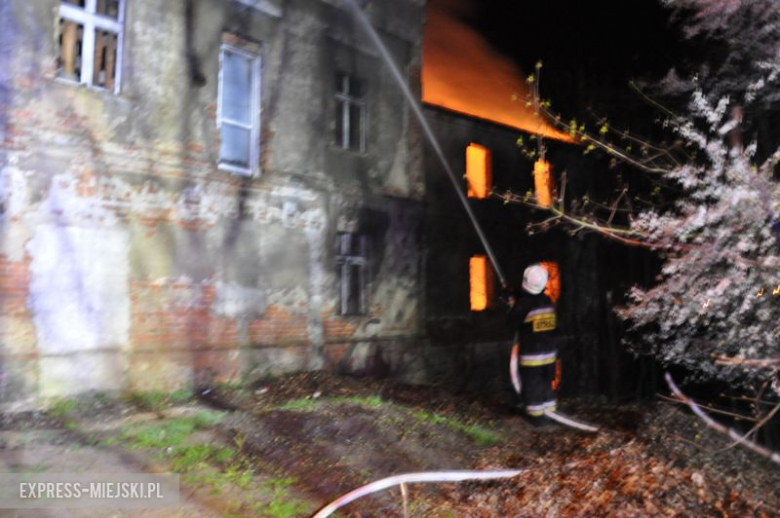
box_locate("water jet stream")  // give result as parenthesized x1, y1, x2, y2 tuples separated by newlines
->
(344, 0, 508, 288)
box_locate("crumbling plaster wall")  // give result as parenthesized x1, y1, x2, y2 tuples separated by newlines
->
(0, 0, 427, 408)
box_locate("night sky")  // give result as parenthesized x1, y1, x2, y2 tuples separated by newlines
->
(468, 1, 691, 125)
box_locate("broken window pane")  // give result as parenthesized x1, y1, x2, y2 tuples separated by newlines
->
(92, 30, 119, 88)
(58, 1, 124, 91)
(57, 19, 84, 81)
(219, 124, 252, 169)
(95, 0, 121, 19)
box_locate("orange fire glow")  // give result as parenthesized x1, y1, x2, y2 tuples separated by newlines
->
(423, 0, 573, 142)
(466, 143, 491, 199)
(534, 159, 554, 207)
(470, 255, 493, 311)
(540, 261, 560, 303)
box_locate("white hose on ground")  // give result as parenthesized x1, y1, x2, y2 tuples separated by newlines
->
(547, 410, 600, 433)
(510, 342, 522, 395)
(311, 469, 526, 518)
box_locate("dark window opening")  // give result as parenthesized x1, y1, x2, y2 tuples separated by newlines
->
(335, 73, 366, 152)
(337, 232, 367, 315)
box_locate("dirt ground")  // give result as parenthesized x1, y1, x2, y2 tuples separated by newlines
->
(2, 372, 779, 517)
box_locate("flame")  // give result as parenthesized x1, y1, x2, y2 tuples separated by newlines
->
(470, 255, 493, 310)
(540, 261, 560, 303)
(466, 143, 491, 199)
(534, 159, 553, 207)
(423, 0, 572, 142)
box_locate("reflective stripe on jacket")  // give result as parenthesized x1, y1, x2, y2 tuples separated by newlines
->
(519, 351, 557, 367)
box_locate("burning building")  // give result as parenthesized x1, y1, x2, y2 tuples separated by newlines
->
(0, 0, 629, 408)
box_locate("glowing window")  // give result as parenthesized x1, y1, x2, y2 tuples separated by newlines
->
(469, 255, 494, 311)
(540, 261, 560, 303)
(533, 159, 553, 208)
(466, 143, 492, 199)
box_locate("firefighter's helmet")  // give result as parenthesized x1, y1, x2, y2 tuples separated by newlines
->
(522, 264, 548, 295)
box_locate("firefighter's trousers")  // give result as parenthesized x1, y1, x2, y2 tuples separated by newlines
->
(519, 349, 557, 416)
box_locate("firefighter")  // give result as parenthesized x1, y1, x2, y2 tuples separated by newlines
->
(506, 264, 558, 424)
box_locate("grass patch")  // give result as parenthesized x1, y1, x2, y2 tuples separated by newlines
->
(48, 399, 77, 419)
(271, 394, 499, 446)
(126, 389, 193, 412)
(333, 395, 384, 407)
(119, 410, 225, 451)
(274, 394, 385, 413)
(47, 398, 79, 430)
(254, 477, 309, 518)
(410, 409, 501, 446)
(274, 398, 318, 411)
(169, 444, 235, 472)
(116, 410, 247, 496)
(460, 423, 502, 447)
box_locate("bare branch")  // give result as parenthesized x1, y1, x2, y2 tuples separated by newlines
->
(716, 400, 780, 454)
(665, 373, 780, 464)
(658, 393, 759, 422)
(713, 355, 780, 370)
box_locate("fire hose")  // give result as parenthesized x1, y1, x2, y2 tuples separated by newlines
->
(311, 469, 525, 518)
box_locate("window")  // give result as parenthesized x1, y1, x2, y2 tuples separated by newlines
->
(540, 261, 561, 303)
(58, 0, 125, 92)
(469, 255, 494, 311)
(335, 73, 366, 152)
(533, 159, 554, 207)
(218, 44, 262, 176)
(337, 233, 367, 315)
(466, 143, 491, 199)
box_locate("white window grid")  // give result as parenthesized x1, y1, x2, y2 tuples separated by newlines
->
(336, 74, 366, 153)
(337, 233, 367, 315)
(217, 43, 263, 176)
(58, 0, 126, 93)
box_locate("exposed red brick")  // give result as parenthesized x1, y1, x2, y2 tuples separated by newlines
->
(247, 305, 309, 345)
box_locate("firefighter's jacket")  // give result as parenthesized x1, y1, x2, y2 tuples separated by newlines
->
(506, 292, 558, 416)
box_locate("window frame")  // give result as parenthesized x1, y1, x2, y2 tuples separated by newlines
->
(335, 73, 367, 153)
(58, 0, 126, 94)
(217, 43, 263, 177)
(336, 232, 368, 316)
